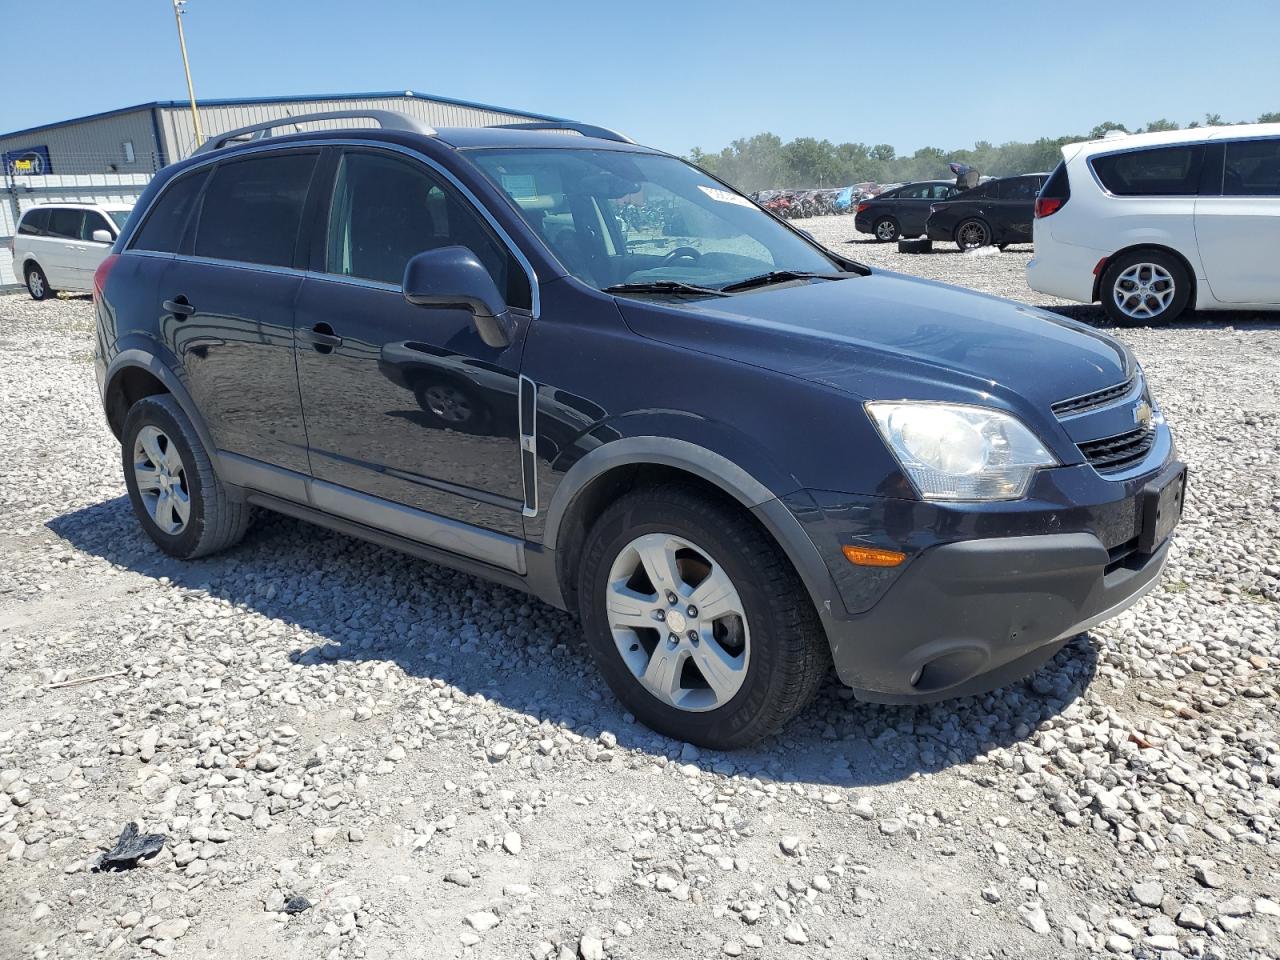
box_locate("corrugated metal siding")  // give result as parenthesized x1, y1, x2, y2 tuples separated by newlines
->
(0, 109, 161, 175)
(159, 95, 543, 161)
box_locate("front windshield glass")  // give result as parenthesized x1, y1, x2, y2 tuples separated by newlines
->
(107, 209, 131, 230)
(469, 148, 838, 292)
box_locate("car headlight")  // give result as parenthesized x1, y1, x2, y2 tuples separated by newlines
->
(866, 401, 1058, 501)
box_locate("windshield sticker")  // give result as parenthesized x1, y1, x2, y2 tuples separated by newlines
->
(697, 184, 755, 208)
(500, 174, 537, 198)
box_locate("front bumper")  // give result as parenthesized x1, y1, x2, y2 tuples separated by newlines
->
(777, 454, 1181, 702)
(829, 531, 1169, 703)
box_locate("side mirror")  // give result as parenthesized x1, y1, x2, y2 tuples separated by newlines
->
(402, 246, 511, 348)
(92, 229, 114, 244)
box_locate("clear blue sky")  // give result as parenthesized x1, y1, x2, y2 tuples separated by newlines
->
(4, 0, 1277, 155)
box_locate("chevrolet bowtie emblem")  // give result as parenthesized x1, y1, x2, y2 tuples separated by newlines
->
(1134, 400, 1153, 427)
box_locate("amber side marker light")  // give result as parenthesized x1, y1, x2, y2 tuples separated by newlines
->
(842, 545, 907, 568)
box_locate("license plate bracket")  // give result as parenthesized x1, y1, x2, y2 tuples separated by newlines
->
(1138, 462, 1187, 554)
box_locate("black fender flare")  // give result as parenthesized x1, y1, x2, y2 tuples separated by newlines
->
(541, 436, 843, 631)
(103, 346, 219, 460)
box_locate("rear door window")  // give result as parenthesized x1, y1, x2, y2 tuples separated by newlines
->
(998, 177, 1040, 200)
(1091, 144, 1206, 196)
(18, 208, 50, 235)
(192, 152, 319, 268)
(1223, 138, 1280, 196)
(132, 168, 210, 253)
(896, 184, 932, 199)
(47, 208, 86, 240)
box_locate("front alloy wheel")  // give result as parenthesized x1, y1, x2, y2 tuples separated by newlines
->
(605, 533, 750, 712)
(578, 484, 829, 748)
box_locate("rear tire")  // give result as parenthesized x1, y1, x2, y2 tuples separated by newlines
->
(26, 264, 54, 301)
(873, 217, 899, 242)
(1100, 250, 1190, 327)
(578, 484, 829, 749)
(955, 219, 991, 250)
(121, 395, 251, 559)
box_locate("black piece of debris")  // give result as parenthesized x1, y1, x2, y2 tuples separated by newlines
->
(283, 895, 313, 915)
(95, 822, 166, 870)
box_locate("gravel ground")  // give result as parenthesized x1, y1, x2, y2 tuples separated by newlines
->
(2, 228, 1278, 960)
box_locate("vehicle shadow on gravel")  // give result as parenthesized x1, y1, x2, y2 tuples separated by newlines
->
(49, 497, 1099, 788)
(1043, 303, 1280, 331)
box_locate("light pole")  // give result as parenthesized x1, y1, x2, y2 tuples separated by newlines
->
(171, 0, 204, 148)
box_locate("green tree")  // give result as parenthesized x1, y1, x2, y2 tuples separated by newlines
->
(1143, 118, 1180, 132)
(1203, 112, 1223, 126)
(870, 143, 896, 163)
(1089, 121, 1129, 139)
(1257, 111, 1280, 123)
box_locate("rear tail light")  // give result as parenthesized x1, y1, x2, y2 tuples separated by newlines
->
(856, 202, 870, 214)
(1035, 196, 1066, 218)
(93, 254, 120, 301)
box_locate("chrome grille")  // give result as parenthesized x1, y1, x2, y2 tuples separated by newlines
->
(1051, 376, 1137, 417)
(1078, 424, 1156, 474)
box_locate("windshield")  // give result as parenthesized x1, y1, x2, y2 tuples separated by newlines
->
(107, 209, 131, 230)
(469, 148, 838, 292)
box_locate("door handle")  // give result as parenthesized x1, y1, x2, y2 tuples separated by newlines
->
(162, 297, 195, 318)
(298, 322, 343, 354)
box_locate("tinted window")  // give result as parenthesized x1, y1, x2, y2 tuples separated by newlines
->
(1223, 138, 1280, 196)
(325, 150, 531, 308)
(1091, 145, 1205, 196)
(1040, 161, 1071, 200)
(47, 208, 85, 240)
(132, 169, 209, 253)
(998, 177, 1040, 200)
(897, 184, 932, 199)
(193, 153, 318, 267)
(18, 208, 49, 235)
(81, 211, 113, 242)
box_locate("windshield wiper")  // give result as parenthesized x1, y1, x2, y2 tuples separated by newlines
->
(603, 281, 730, 298)
(717, 270, 847, 293)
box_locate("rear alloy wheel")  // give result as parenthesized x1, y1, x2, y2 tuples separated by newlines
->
(26, 264, 54, 301)
(578, 484, 829, 748)
(1101, 252, 1190, 326)
(955, 219, 991, 250)
(873, 217, 899, 242)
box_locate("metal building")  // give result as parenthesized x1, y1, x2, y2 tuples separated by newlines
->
(1, 90, 562, 289)
(0, 89, 560, 175)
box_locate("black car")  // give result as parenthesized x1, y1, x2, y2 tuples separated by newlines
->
(926, 173, 1050, 250)
(854, 180, 961, 241)
(93, 112, 1183, 749)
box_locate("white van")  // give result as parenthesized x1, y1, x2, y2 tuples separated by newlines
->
(10, 202, 133, 299)
(1027, 124, 1280, 325)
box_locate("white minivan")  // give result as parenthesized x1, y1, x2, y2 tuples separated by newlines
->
(10, 202, 133, 300)
(1027, 124, 1280, 325)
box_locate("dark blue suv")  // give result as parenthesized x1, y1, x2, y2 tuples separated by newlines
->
(93, 111, 1185, 748)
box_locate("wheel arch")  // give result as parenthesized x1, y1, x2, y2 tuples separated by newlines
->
(103, 350, 218, 459)
(543, 438, 839, 632)
(1091, 243, 1198, 304)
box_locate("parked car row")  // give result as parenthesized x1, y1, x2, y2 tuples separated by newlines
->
(84, 110, 1187, 748)
(855, 174, 1049, 249)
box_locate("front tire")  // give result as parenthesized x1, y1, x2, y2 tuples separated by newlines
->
(578, 484, 829, 749)
(26, 264, 54, 301)
(121, 395, 251, 559)
(1100, 251, 1190, 327)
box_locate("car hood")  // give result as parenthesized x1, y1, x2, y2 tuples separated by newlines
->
(616, 270, 1132, 412)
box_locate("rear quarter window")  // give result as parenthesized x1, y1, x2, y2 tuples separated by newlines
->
(18, 208, 50, 235)
(132, 168, 210, 253)
(1091, 144, 1206, 196)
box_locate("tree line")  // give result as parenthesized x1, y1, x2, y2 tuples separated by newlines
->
(687, 112, 1280, 192)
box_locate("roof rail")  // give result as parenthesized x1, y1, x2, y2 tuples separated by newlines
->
(490, 121, 635, 144)
(192, 110, 435, 155)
